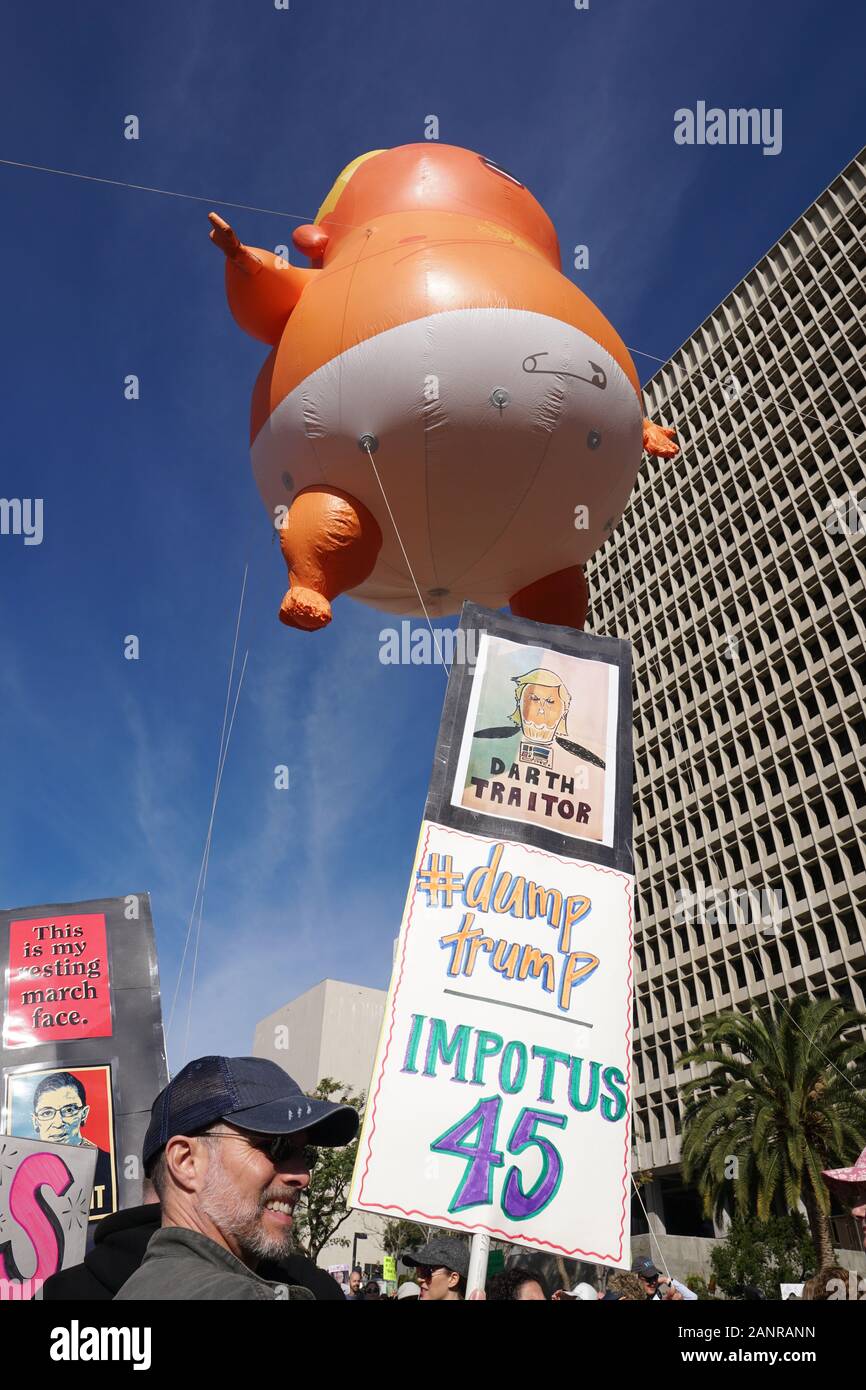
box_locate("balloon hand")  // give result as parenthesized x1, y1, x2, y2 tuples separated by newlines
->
(643, 419, 679, 458)
(208, 213, 262, 274)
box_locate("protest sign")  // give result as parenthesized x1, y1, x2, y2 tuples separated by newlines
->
(3, 912, 112, 1048)
(351, 604, 634, 1264)
(0, 1134, 95, 1300)
(4, 1064, 117, 1220)
(1, 895, 167, 1226)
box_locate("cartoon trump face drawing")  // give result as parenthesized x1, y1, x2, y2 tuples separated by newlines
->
(475, 665, 604, 774)
(514, 668, 571, 748)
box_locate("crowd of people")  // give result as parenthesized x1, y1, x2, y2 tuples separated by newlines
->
(39, 1054, 866, 1303)
(339, 1249, 701, 1301)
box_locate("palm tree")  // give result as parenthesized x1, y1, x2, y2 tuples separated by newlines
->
(680, 996, 866, 1270)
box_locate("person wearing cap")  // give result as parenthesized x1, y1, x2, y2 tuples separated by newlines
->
(632, 1255, 697, 1301)
(115, 1056, 358, 1301)
(402, 1238, 469, 1301)
(822, 1144, 866, 1255)
(552, 1279, 599, 1301)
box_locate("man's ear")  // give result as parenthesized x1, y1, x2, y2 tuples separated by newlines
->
(447, 1269, 460, 1290)
(164, 1135, 206, 1194)
(80, 1104, 90, 1125)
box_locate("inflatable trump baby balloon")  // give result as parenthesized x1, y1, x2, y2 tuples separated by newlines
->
(210, 144, 677, 632)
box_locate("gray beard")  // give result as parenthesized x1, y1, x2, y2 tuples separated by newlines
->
(199, 1155, 294, 1264)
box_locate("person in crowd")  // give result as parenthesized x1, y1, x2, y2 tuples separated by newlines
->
(487, 1266, 549, 1300)
(344, 1267, 364, 1299)
(396, 1280, 420, 1300)
(552, 1280, 598, 1301)
(114, 1055, 358, 1300)
(802, 1266, 850, 1300)
(43, 1177, 344, 1300)
(823, 1145, 866, 1255)
(632, 1255, 697, 1301)
(402, 1237, 469, 1301)
(606, 1271, 647, 1301)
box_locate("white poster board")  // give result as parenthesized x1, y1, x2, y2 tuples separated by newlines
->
(0, 1134, 95, 1299)
(350, 819, 633, 1262)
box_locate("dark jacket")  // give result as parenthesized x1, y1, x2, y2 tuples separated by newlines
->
(114, 1227, 313, 1301)
(42, 1203, 345, 1301)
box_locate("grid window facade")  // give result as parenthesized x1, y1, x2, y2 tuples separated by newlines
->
(587, 148, 866, 1175)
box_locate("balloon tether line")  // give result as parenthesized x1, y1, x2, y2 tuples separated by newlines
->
(181, 645, 249, 1066)
(166, 565, 248, 1064)
(363, 443, 451, 678)
(0, 157, 357, 229)
(629, 1174, 673, 1283)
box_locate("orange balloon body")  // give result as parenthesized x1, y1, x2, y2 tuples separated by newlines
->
(214, 144, 676, 630)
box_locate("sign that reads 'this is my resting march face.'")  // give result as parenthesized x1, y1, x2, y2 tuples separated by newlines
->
(1, 894, 167, 1250)
(350, 604, 634, 1264)
(3, 913, 112, 1049)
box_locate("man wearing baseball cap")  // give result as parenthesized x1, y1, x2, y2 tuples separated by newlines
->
(402, 1237, 469, 1301)
(115, 1056, 358, 1301)
(632, 1254, 697, 1301)
(822, 1145, 866, 1255)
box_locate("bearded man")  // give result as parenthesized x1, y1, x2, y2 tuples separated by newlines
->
(115, 1056, 358, 1301)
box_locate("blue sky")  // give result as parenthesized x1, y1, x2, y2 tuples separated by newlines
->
(1, 0, 863, 1073)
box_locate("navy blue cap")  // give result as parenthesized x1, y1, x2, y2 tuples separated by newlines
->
(631, 1256, 661, 1279)
(143, 1055, 359, 1168)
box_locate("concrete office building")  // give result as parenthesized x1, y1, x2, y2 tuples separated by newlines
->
(254, 980, 390, 1276)
(587, 145, 866, 1275)
(254, 979, 386, 1099)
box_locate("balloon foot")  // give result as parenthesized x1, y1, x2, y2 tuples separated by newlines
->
(278, 587, 332, 631)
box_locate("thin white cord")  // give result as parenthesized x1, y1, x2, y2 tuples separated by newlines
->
(364, 444, 452, 678)
(0, 156, 356, 227)
(166, 566, 248, 1049)
(629, 344, 851, 443)
(182, 647, 249, 1064)
(630, 1175, 673, 1282)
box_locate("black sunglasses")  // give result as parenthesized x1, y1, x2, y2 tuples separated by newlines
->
(252, 1135, 319, 1169)
(204, 1130, 319, 1169)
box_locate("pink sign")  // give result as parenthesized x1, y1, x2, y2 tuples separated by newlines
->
(4, 914, 112, 1048)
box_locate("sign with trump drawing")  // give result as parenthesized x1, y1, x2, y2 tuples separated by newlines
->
(350, 605, 634, 1263)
